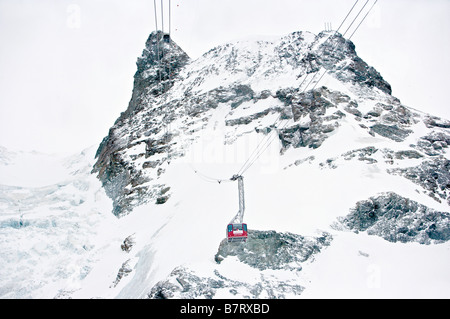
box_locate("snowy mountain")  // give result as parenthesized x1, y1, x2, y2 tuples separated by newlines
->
(2, 30, 450, 299)
(0, 147, 117, 298)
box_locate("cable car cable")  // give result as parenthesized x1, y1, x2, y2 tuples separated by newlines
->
(343, 0, 370, 37)
(166, 0, 171, 39)
(192, 0, 375, 182)
(336, 0, 359, 32)
(153, 0, 158, 31)
(189, 164, 233, 184)
(348, 0, 377, 40)
(235, 0, 364, 177)
(243, 1, 378, 171)
(235, 0, 378, 176)
(161, 0, 164, 34)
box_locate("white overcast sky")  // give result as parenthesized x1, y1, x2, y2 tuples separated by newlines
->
(0, 0, 449, 154)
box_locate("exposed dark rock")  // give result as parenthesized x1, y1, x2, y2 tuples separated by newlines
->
(315, 32, 391, 95)
(148, 266, 222, 299)
(275, 87, 349, 151)
(91, 30, 425, 218)
(339, 192, 450, 244)
(424, 116, 450, 129)
(393, 150, 423, 160)
(122, 31, 190, 119)
(112, 259, 133, 287)
(279, 121, 337, 151)
(92, 32, 190, 216)
(343, 146, 378, 162)
(388, 157, 450, 205)
(226, 108, 279, 126)
(147, 229, 329, 299)
(370, 124, 412, 142)
(380, 105, 417, 126)
(277, 87, 336, 122)
(214, 230, 332, 271)
(121, 235, 135, 253)
(156, 196, 169, 205)
(147, 265, 305, 299)
(414, 131, 450, 156)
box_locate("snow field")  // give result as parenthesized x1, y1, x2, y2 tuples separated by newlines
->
(75, 101, 449, 298)
(0, 147, 119, 298)
(300, 231, 450, 298)
(3, 92, 449, 298)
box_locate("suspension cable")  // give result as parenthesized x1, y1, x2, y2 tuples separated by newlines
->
(191, 0, 378, 182)
(160, 0, 164, 34)
(343, 0, 369, 37)
(167, 0, 172, 162)
(236, 0, 378, 176)
(235, 0, 362, 176)
(349, 0, 378, 40)
(169, 0, 171, 36)
(336, 0, 359, 32)
(153, 0, 158, 31)
(189, 164, 233, 184)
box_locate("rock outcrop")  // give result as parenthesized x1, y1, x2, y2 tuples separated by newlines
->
(338, 192, 450, 244)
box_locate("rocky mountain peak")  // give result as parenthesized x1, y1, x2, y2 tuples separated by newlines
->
(121, 31, 190, 120)
(93, 29, 448, 220)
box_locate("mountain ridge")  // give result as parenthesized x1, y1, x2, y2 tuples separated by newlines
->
(92, 30, 402, 217)
(86, 29, 450, 298)
(2, 29, 450, 299)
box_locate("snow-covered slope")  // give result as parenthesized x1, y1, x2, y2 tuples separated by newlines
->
(0, 147, 118, 298)
(1, 30, 450, 299)
(87, 30, 450, 299)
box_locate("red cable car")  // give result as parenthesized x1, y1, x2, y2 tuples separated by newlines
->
(227, 223, 248, 243)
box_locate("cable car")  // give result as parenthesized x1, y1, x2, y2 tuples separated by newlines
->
(227, 223, 248, 243)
